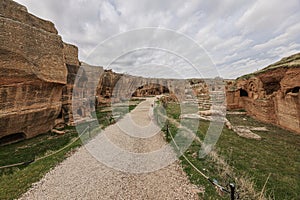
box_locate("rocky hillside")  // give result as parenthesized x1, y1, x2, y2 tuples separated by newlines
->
(226, 53, 300, 134)
(256, 53, 300, 73)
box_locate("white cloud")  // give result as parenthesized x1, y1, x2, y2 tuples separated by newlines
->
(15, 0, 300, 79)
(237, 0, 300, 36)
(253, 22, 300, 51)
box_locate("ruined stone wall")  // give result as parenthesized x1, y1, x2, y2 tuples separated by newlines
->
(243, 97, 277, 124)
(0, 0, 67, 140)
(226, 53, 300, 134)
(275, 92, 300, 133)
(273, 67, 300, 133)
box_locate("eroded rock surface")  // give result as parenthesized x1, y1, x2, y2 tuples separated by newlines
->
(61, 43, 81, 125)
(226, 53, 300, 134)
(0, 0, 67, 140)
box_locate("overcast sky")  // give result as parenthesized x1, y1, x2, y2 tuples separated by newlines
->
(15, 0, 300, 79)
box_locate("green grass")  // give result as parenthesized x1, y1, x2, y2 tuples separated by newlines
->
(219, 115, 300, 199)
(160, 103, 228, 199)
(0, 99, 144, 200)
(161, 102, 300, 199)
(0, 127, 81, 200)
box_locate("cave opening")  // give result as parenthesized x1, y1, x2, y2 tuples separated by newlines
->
(240, 89, 248, 97)
(292, 87, 300, 93)
(286, 86, 300, 94)
(263, 82, 281, 95)
(57, 110, 63, 119)
(0, 132, 26, 146)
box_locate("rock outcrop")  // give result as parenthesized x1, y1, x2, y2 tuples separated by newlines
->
(61, 43, 81, 125)
(0, 0, 67, 141)
(96, 69, 123, 105)
(226, 53, 300, 134)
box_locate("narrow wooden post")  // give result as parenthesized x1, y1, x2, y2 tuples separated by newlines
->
(229, 183, 235, 200)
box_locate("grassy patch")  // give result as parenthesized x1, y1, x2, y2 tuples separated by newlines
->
(0, 127, 81, 200)
(219, 115, 300, 199)
(161, 101, 300, 199)
(160, 103, 231, 199)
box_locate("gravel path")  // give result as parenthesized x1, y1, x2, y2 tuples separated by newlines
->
(19, 98, 201, 200)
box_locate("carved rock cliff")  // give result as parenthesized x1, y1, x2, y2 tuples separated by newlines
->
(226, 53, 300, 134)
(0, 0, 67, 140)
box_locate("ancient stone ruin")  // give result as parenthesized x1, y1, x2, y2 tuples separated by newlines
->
(226, 53, 300, 134)
(0, 0, 299, 144)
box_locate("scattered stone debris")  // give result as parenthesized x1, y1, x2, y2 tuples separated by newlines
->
(51, 129, 65, 135)
(231, 126, 266, 140)
(54, 119, 65, 130)
(180, 110, 268, 140)
(180, 109, 232, 130)
(250, 127, 269, 131)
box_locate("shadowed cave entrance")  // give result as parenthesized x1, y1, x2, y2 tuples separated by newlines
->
(291, 86, 300, 93)
(263, 81, 281, 95)
(132, 84, 170, 97)
(286, 86, 300, 95)
(0, 132, 26, 146)
(240, 89, 248, 97)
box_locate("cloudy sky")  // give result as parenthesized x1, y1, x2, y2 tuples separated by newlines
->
(15, 0, 300, 79)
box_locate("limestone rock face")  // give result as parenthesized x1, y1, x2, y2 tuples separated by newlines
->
(0, 0, 67, 140)
(61, 43, 81, 125)
(0, 0, 57, 34)
(63, 43, 80, 67)
(96, 69, 123, 105)
(95, 70, 189, 106)
(226, 53, 300, 134)
(95, 70, 225, 113)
